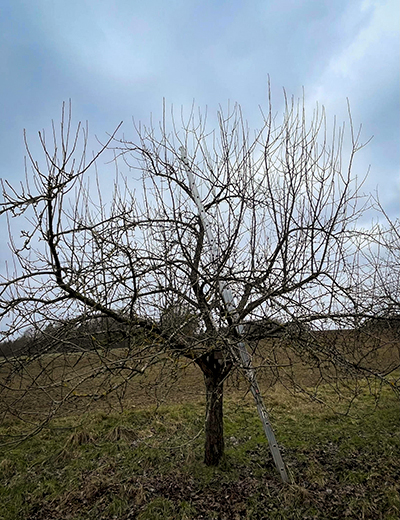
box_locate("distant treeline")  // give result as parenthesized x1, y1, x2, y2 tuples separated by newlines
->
(1, 312, 398, 359)
(0, 316, 134, 358)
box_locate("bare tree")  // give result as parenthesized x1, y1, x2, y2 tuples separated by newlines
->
(369, 202, 400, 317)
(1, 95, 397, 471)
(358, 203, 400, 365)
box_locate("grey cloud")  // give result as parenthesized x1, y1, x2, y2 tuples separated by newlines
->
(0, 0, 398, 221)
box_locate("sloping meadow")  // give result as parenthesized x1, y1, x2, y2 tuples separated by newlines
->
(1, 349, 399, 519)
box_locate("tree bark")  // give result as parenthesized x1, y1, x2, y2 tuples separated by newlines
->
(197, 350, 231, 466)
(204, 370, 225, 466)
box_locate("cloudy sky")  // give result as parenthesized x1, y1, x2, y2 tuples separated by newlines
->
(0, 0, 399, 233)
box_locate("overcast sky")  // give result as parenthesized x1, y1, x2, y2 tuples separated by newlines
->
(0, 0, 399, 244)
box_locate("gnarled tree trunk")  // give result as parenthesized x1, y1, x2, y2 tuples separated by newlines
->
(197, 350, 232, 466)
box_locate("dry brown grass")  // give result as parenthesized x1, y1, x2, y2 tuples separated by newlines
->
(1, 329, 398, 427)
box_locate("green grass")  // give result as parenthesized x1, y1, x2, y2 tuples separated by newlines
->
(0, 386, 399, 519)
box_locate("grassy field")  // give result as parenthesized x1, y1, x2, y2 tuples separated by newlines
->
(1, 364, 399, 520)
(2, 328, 398, 422)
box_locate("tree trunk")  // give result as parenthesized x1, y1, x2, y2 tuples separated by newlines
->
(204, 369, 225, 466)
(196, 350, 232, 466)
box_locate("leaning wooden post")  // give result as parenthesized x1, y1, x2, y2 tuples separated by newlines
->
(179, 146, 289, 483)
